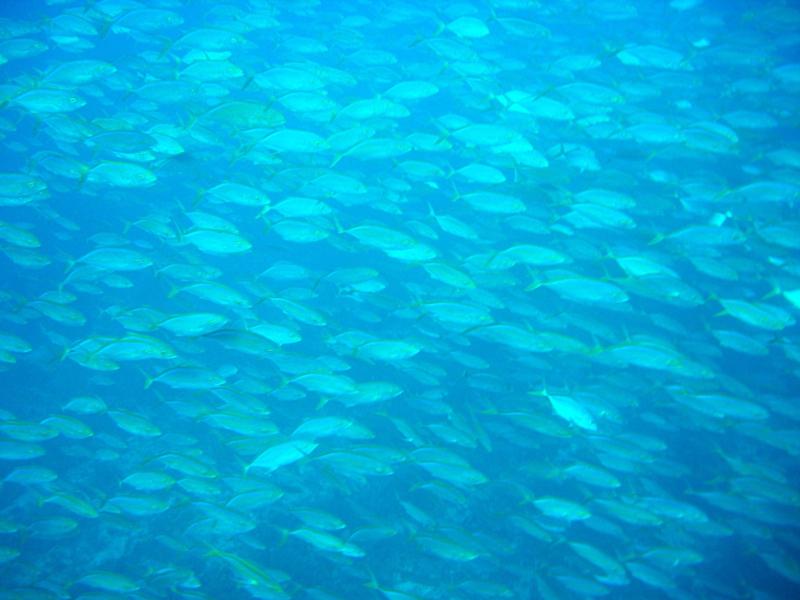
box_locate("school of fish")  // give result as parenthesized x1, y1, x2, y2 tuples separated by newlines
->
(0, 0, 799, 598)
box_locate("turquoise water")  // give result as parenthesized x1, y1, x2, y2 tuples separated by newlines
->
(1, 0, 799, 598)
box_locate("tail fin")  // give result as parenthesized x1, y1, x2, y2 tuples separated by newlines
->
(140, 368, 155, 389)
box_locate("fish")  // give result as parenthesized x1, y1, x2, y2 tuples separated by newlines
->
(0, 0, 798, 598)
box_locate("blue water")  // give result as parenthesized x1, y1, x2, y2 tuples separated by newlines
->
(1, 0, 799, 598)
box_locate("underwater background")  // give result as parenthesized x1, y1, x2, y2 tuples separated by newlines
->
(1, 0, 799, 598)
